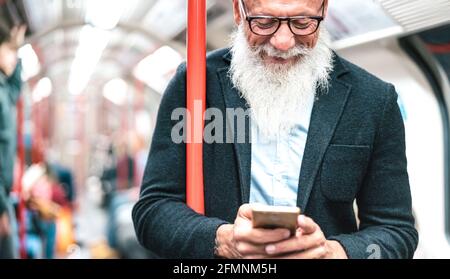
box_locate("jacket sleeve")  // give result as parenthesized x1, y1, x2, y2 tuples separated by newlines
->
(7, 60, 23, 105)
(132, 63, 228, 259)
(329, 85, 419, 259)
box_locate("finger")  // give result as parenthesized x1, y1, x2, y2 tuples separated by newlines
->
(265, 231, 325, 255)
(18, 25, 27, 37)
(234, 225, 291, 244)
(235, 241, 267, 256)
(234, 204, 290, 244)
(297, 215, 317, 235)
(272, 245, 328, 259)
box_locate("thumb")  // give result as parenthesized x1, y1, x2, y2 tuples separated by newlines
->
(238, 204, 253, 220)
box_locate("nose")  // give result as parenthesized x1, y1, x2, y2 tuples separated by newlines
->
(270, 22, 295, 52)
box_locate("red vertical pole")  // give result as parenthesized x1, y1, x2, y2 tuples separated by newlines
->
(186, 0, 206, 214)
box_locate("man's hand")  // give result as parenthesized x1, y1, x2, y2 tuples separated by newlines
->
(263, 215, 348, 259)
(0, 212, 11, 237)
(215, 206, 348, 259)
(215, 204, 291, 259)
(9, 25, 27, 50)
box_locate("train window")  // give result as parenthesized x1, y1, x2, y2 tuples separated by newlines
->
(418, 25, 450, 240)
(337, 23, 450, 257)
(401, 24, 450, 249)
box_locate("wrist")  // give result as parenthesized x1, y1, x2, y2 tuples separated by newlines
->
(214, 224, 238, 259)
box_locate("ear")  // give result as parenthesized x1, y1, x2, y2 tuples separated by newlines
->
(232, 0, 242, 26)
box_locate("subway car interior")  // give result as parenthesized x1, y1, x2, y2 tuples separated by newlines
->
(0, 0, 449, 259)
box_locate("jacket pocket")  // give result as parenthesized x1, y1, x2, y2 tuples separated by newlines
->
(320, 144, 370, 202)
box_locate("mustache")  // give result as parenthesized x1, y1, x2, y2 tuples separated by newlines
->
(251, 43, 311, 60)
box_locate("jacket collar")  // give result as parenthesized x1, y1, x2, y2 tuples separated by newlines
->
(218, 49, 352, 210)
(0, 71, 7, 86)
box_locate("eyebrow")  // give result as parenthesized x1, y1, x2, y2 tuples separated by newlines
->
(246, 0, 324, 17)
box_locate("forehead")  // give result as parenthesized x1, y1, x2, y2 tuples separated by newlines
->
(247, 0, 322, 15)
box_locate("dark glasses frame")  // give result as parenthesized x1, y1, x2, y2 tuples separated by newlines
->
(239, 0, 325, 37)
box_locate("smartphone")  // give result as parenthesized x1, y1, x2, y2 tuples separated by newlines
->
(251, 204, 301, 236)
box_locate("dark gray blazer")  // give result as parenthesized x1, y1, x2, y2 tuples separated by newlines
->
(132, 48, 418, 259)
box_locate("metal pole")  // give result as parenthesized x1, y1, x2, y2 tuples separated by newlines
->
(186, 0, 206, 214)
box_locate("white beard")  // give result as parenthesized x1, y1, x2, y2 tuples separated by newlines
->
(229, 25, 334, 140)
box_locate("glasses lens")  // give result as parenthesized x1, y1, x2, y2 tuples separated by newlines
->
(250, 18, 279, 35)
(290, 18, 319, 36)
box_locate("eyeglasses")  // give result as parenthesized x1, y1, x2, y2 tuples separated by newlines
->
(239, 0, 325, 37)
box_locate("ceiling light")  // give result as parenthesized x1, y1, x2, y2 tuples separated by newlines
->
(86, 0, 126, 30)
(143, 0, 187, 40)
(68, 25, 111, 95)
(103, 78, 128, 106)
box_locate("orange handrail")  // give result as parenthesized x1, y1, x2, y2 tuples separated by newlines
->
(186, 0, 206, 214)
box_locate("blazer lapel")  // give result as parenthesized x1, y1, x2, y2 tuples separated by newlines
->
(297, 58, 352, 211)
(217, 65, 252, 204)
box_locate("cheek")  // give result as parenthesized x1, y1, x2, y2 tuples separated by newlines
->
(248, 35, 270, 48)
(296, 33, 319, 48)
(8, 55, 17, 70)
(6, 53, 17, 66)
(245, 28, 269, 48)
(0, 50, 7, 71)
(0, 48, 17, 69)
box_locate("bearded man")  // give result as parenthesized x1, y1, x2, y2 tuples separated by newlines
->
(133, 0, 418, 259)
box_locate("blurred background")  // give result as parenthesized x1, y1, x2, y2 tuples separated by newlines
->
(0, 0, 449, 259)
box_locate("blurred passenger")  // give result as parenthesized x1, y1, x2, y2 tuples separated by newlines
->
(133, 0, 418, 259)
(107, 187, 155, 258)
(46, 163, 76, 254)
(116, 138, 135, 191)
(129, 132, 148, 187)
(99, 134, 153, 258)
(0, 22, 26, 259)
(100, 140, 135, 208)
(100, 144, 118, 208)
(24, 163, 69, 258)
(48, 163, 76, 207)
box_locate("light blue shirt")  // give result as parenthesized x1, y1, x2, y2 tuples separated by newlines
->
(249, 101, 314, 207)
